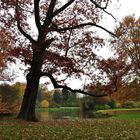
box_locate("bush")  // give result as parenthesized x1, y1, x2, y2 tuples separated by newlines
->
(0, 84, 20, 114)
(136, 102, 140, 108)
(108, 100, 117, 109)
(122, 101, 138, 108)
(116, 102, 122, 108)
(104, 104, 111, 109)
(94, 104, 111, 110)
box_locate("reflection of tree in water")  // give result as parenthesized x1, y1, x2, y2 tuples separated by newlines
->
(36, 109, 80, 120)
(36, 111, 49, 121)
(50, 111, 79, 119)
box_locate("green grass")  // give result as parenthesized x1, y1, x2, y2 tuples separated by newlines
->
(1, 116, 140, 140)
(113, 112, 140, 119)
(98, 108, 140, 119)
(98, 108, 140, 112)
(36, 107, 80, 112)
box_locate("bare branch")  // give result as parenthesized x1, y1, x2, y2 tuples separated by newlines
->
(15, 0, 36, 44)
(90, 0, 116, 21)
(34, 0, 41, 31)
(54, 22, 117, 37)
(41, 72, 107, 97)
(90, 0, 109, 9)
(53, 0, 75, 17)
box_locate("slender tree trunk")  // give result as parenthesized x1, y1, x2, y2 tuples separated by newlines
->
(17, 49, 43, 121)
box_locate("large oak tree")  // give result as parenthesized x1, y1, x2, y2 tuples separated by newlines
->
(0, 0, 117, 121)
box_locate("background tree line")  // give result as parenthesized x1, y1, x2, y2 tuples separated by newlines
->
(1, 80, 140, 114)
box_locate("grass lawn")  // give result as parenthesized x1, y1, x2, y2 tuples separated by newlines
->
(98, 108, 140, 119)
(0, 116, 140, 140)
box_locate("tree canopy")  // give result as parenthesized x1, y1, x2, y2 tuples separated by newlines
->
(110, 15, 140, 83)
(0, 28, 12, 81)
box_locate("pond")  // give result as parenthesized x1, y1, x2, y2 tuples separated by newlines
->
(36, 107, 110, 120)
(36, 108, 140, 121)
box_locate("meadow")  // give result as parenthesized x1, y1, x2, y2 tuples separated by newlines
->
(0, 115, 140, 140)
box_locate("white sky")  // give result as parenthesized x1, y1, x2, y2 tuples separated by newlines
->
(14, 0, 140, 90)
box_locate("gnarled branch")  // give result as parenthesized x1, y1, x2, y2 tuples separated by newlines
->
(90, 0, 109, 10)
(90, 0, 116, 21)
(41, 72, 107, 97)
(54, 22, 117, 37)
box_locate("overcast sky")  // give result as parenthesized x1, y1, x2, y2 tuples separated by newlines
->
(93, 0, 140, 61)
(116, 0, 139, 19)
(14, 0, 140, 89)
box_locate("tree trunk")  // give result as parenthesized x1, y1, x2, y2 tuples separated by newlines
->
(17, 50, 43, 121)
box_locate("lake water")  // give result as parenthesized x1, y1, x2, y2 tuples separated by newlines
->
(36, 110, 86, 121)
(36, 109, 140, 121)
(36, 109, 112, 120)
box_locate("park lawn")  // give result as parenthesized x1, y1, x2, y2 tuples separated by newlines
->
(98, 108, 140, 119)
(0, 116, 140, 140)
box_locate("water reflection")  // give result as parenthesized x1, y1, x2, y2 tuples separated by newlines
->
(36, 111, 81, 120)
(36, 109, 140, 121)
(36, 110, 110, 120)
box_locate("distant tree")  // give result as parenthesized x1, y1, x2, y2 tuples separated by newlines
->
(0, 0, 117, 121)
(97, 57, 131, 94)
(39, 100, 49, 108)
(0, 84, 20, 113)
(37, 84, 52, 107)
(110, 15, 140, 81)
(13, 82, 26, 104)
(53, 89, 64, 104)
(111, 80, 140, 103)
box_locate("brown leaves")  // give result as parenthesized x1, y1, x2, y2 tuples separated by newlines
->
(9, 47, 32, 65)
(0, 28, 14, 81)
(97, 57, 131, 94)
(110, 15, 140, 78)
(0, 28, 10, 68)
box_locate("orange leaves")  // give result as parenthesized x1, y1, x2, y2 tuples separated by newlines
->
(123, 15, 135, 27)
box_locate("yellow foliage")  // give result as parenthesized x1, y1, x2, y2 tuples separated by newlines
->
(40, 100, 49, 108)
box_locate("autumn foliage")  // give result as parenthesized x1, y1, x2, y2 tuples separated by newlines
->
(0, 28, 12, 81)
(110, 15, 140, 81)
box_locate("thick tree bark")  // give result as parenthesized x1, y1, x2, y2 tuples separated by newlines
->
(17, 49, 43, 121)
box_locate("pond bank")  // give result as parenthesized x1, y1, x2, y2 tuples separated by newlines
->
(98, 108, 140, 119)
